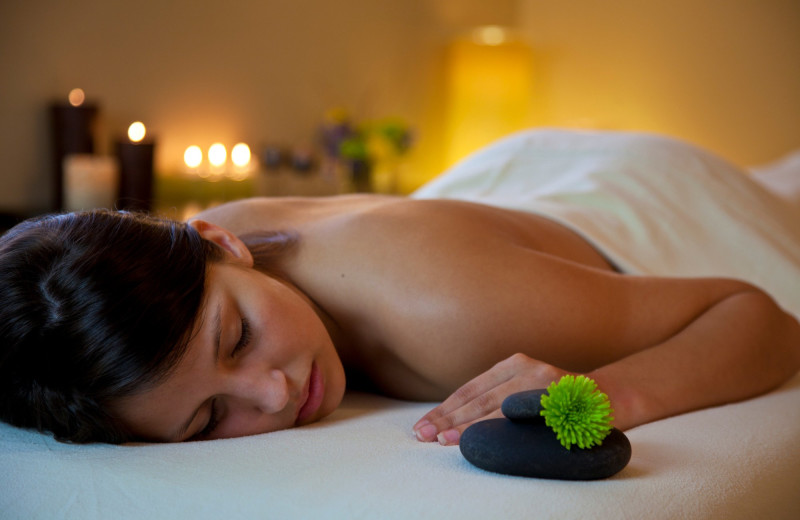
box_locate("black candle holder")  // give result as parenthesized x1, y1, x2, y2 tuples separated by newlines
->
(49, 102, 98, 211)
(115, 139, 155, 212)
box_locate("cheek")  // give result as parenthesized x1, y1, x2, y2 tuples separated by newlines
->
(322, 371, 346, 419)
(216, 407, 294, 439)
(273, 294, 330, 347)
(319, 341, 347, 415)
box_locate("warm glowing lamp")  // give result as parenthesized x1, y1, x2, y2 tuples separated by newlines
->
(127, 121, 146, 143)
(442, 26, 534, 168)
(474, 25, 508, 46)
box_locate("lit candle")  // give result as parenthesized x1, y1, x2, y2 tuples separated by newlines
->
(128, 121, 146, 142)
(229, 142, 252, 180)
(50, 89, 99, 210)
(116, 121, 156, 211)
(184, 145, 203, 175)
(68, 88, 86, 107)
(231, 143, 250, 168)
(208, 143, 227, 177)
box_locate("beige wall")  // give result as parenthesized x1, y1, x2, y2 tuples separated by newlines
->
(0, 0, 515, 213)
(516, 0, 800, 165)
(0, 0, 797, 214)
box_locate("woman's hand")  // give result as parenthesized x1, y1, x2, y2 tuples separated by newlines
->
(413, 353, 572, 445)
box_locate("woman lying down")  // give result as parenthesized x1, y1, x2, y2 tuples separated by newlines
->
(1, 129, 799, 445)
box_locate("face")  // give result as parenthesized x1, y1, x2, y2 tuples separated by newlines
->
(113, 257, 346, 442)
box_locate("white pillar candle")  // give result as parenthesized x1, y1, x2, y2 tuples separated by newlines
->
(63, 154, 119, 211)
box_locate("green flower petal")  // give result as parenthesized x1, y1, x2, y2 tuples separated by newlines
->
(539, 375, 614, 450)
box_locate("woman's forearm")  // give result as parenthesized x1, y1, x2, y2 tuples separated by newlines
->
(413, 280, 800, 446)
(588, 290, 800, 430)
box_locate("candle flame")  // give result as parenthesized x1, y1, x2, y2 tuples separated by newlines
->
(208, 143, 227, 167)
(68, 88, 85, 107)
(184, 145, 203, 168)
(231, 143, 251, 167)
(128, 122, 146, 143)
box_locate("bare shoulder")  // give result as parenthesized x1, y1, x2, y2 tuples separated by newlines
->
(193, 195, 602, 265)
(190, 194, 402, 235)
(321, 197, 616, 274)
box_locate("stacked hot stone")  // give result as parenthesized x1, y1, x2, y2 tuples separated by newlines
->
(460, 388, 632, 480)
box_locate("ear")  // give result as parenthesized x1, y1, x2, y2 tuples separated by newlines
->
(188, 219, 254, 267)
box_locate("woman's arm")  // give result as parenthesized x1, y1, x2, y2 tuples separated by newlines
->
(588, 288, 800, 430)
(413, 268, 800, 445)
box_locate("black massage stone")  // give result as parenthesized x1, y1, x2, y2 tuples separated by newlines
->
(501, 389, 547, 423)
(460, 419, 632, 480)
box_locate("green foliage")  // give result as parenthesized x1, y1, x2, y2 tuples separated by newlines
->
(321, 109, 413, 164)
(540, 375, 613, 450)
(339, 135, 369, 161)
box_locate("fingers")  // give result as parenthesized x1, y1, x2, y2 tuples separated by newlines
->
(413, 354, 567, 446)
(428, 408, 506, 446)
(414, 379, 517, 445)
(413, 364, 513, 432)
(413, 358, 516, 442)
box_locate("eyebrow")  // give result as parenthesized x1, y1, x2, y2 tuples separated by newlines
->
(170, 302, 223, 442)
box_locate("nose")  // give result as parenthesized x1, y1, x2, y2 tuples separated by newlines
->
(227, 367, 290, 414)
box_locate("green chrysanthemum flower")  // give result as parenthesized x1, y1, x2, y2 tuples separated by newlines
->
(540, 375, 614, 450)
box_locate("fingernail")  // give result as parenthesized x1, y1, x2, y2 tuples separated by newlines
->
(415, 424, 437, 442)
(437, 429, 460, 446)
(413, 419, 430, 432)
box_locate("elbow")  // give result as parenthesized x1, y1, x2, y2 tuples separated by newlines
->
(737, 288, 800, 379)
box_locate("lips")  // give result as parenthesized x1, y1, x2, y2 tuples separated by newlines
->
(296, 361, 324, 425)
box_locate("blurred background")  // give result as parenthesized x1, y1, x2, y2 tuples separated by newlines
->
(1, 0, 798, 219)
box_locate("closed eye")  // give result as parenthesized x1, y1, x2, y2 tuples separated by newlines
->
(190, 398, 220, 441)
(232, 317, 252, 357)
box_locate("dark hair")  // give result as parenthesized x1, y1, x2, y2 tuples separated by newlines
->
(0, 210, 223, 443)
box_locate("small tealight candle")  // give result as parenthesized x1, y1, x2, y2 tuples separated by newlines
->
(229, 142, 252, 181)
(208, 143, 227, 165)
(208, 143, 227, 177)
(231, 143, 251, 168)
(184, 145, 203, 168)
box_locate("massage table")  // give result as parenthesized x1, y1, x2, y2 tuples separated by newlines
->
(2, 376, 799, 519)
(2, 130, 799, 519)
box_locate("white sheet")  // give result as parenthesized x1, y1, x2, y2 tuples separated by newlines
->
(2, 130, 799, 519)
(2, 374, 799, 519)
